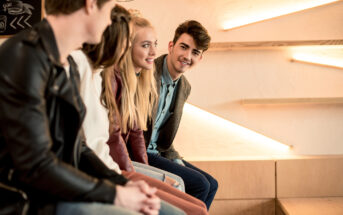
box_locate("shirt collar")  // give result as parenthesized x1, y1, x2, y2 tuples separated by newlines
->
(162, 57, 179, 87)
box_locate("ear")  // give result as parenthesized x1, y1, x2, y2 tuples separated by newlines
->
(168, 41, 174, 54)
(85, 0, 97, 14)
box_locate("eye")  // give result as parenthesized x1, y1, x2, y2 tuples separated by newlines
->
(193, 51, 200, 56)
(142, 43, 150, 48)
(181, 45, 187, 50)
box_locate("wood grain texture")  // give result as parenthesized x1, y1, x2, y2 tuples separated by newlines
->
(210, 199, 275, 215)
(209, 40, 343, 50)
(191, 160, 275, 199)
(277, 198, 343, 215)
(241, 97, 343, 105)
(276, 158, 343, 197)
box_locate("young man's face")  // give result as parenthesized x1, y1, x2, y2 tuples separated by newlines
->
(86, 0, 116, 44)
(167, 33, 203, 76)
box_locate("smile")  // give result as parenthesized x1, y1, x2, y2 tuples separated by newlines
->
(180, 60, 191, 66)
(146, 58, 154, 63)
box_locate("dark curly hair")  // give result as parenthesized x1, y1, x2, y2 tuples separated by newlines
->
(173, 20, 211, 52)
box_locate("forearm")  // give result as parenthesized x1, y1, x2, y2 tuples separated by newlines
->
(128, 129, 148, 164)
(107, 129, 135, 171)
(79, 144, 128, 186)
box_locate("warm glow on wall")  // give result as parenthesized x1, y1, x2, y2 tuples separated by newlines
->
(222, 0, 339, 30)
(183, 103, 291, 152)
(292, 53, 343, 69)
(291, 46, 343, 69)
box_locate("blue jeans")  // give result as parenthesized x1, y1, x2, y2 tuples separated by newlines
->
(148, 153, 218, 210)
(56, 200, 185, 215)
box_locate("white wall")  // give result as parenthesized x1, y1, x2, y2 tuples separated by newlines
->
(124, 0, 343, 156)
(182, 48, 343, 156)
(123, 0, 343, 53)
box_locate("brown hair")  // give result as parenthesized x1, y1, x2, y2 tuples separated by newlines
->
(82, 4, 131, 127)
(45, 0, 111, 15)
(173, 20, 211, 52)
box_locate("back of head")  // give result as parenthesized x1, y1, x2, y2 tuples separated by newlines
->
(173, 20, 211, 52)
(45, 0, 111, 15)
(82, 4, 131, 69)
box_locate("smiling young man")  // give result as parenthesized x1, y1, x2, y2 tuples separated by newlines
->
(144, 20, 218, 210)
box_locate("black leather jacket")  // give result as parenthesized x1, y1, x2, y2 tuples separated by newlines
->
(0, 19, 127, 213)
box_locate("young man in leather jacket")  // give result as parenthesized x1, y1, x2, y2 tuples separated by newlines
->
(0, 1, 167, 214)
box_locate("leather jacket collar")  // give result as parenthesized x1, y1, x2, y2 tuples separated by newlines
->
(34, 19, 61, 67)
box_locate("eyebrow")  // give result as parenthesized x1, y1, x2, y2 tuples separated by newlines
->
(141, 40, 158, 44)
(180, 42, 201, 54)
(180, 42, 190, 49)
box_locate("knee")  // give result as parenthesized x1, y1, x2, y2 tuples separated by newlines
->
(198, 175, 211, 193)
(210, 178, 218, 190)
(187, 173, 211, 194)
(209, 177, 218, 192)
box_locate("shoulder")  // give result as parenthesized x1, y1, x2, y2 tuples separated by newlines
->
(0, 31, 49, 91)
(0, 29, 43, 62)
(180, 75, 191, 93)
(154, 54, 167, 73)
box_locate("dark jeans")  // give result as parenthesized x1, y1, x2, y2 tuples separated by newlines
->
(148, 153, 218, 210)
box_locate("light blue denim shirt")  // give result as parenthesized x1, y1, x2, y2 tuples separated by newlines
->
(148, 57, 179, 154)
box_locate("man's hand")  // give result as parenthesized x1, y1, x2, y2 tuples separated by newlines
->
(126, 180, 157, 196)
(115, 181, 160, 215)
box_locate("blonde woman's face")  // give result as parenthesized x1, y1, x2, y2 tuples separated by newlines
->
(131, 27, 157, 72)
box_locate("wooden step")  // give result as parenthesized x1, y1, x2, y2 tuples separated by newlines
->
(277, 197, 343, 215)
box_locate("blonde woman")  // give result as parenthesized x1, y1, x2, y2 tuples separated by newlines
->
(106, 16, 185, 188)
(72, 6, 208, 215)
(106, 16, 157, 171)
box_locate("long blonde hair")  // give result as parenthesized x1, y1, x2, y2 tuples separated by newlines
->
(119, 16, 157, 133)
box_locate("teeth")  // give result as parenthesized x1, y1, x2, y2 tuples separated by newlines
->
(146, 59, 153, 62)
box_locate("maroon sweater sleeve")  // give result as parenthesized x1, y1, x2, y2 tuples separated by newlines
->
(126, 126, 148, 164)
(107, 127, 134, 172)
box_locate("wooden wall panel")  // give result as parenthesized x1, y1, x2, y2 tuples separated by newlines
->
(276, 158, 343, 197)
(277, 198, 343, 215)
(191, 160, 275, 199)
(210, 199, 275, 215)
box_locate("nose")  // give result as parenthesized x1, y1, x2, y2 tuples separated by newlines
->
(184, 49, 192, 61)
(149, 45, 156, 56)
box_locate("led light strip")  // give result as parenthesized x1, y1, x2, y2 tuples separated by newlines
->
(184, 103, 291, 151)
(292, 53, 343, 69)
(222, 0, 339, 30)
